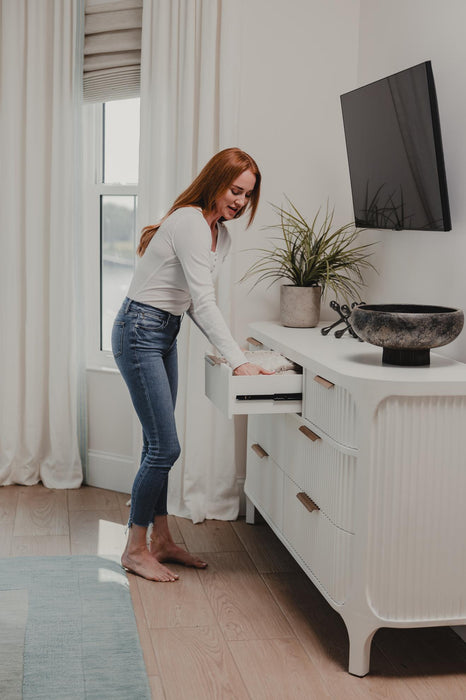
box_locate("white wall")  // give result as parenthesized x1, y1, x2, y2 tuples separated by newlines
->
(355, 0, 466, 362)
(230, 0, 361, 342)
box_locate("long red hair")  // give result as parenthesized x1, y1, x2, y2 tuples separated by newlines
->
(137, 147, 261, 256)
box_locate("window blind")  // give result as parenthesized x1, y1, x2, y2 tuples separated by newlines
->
(84, 0, 142, 103)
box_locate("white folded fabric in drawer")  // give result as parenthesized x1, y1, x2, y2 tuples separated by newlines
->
(213, 350, 301, 374)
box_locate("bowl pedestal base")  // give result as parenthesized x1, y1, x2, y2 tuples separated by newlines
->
(382, 347, 430, 366)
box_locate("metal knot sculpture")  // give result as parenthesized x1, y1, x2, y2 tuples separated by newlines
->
(321, 301, 364, 340)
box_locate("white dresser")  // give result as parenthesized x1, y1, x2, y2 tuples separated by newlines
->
(205, 321, 466, 676)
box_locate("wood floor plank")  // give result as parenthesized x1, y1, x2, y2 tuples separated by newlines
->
(229, 637, 332, 700)
(231, 519, 300, 573)
(117, 493, 131, 527)
(13, 485, 69, 536)
(0, 523, 14, 556)
(69, 509, 126, 555)
(0, 485, 21, 513)
(67, 485, 120, 511)
(0, 486, 20, 555)
(127, 573, 161, 677)
(148, 675, 166, 699)
(175, 517, 243, 553)
(263, 571, 350, 667)
(150, 626, 249, 700)
(10, 535, 70, 556)
(198, 550, 293, 641)
(375, 627, 466, 700)
(263, 572, 418, 699)
(137, 565, 216, 629)
(167, 515, 184, 544)
(114, 491, 131, 509)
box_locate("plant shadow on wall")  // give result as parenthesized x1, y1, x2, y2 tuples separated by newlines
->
(241, 198, 377, 327)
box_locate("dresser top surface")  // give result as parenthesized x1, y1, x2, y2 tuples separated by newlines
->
(249, 321, 466, 387)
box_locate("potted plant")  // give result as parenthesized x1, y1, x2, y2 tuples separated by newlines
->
(241, 199, 377, 327)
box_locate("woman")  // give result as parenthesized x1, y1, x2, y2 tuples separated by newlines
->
(112, 148, 272, 582)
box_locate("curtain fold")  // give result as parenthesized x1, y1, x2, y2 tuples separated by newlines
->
(0, 0, 84, 488)
(138, 0, 242, 522)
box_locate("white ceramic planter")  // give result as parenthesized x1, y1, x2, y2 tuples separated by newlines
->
(280, 285, 322, 327)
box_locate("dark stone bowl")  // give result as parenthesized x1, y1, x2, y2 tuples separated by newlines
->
(350, 304, 464, 366)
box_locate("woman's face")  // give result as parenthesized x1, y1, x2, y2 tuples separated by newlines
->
(214, 169, 256, 220)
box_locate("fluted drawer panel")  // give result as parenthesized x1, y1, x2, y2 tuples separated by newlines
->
(244, 443, 284, 531)
(282, 474, 353, 604)
(367, 395, 466, 622)
(292, 418, 356, 532)
(303, 373, 357, 448)
(247, 413, 289, 468)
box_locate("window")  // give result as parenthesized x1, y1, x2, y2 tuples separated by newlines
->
(101, 193, 137, 352)
(103, 100, 140, 185)
(83, 98, 140, 366)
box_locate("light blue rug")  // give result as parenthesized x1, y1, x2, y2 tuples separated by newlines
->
(0, 556, 151, 700)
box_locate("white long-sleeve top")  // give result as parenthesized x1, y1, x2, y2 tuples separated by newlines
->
(127, 206, 247, 369)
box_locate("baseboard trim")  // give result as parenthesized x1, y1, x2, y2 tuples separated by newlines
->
(86, 450, 135, 494)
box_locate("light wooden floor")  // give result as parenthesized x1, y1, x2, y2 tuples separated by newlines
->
(1, 483, 466, 699)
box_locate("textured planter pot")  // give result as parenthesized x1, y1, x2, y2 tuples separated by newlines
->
(280, 285, 322, 328)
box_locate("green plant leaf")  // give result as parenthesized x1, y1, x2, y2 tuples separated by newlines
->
(240, 198, 378, 302)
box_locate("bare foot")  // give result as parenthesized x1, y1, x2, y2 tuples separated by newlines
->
(150, 541, 208, 569)
(121, 547, 179, 582)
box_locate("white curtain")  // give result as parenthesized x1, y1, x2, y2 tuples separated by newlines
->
(0, 0, 84, 488)
(138, 0, 241, 522)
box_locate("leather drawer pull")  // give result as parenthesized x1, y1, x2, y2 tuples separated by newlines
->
(313, 375, 334, 390)
(296, 492, 320, 513)
(298, 425, 321, 442)
(246, 336, 263, 347)
(251, 443, 269, 458)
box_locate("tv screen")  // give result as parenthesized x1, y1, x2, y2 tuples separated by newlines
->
(340, 61, 451, 231)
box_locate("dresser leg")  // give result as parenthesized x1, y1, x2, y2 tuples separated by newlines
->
(347, 622, 378, 676)
(245, 497, 257, 524)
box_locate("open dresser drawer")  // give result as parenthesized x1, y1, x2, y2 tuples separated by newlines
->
(205, 354, 302, 418)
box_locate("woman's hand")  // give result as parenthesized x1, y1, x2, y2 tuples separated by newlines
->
(233, 362, 275, 376)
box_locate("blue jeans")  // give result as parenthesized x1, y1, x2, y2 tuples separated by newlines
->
(112, 298, 182, 527)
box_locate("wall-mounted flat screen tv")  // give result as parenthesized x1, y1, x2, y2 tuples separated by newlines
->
(340, 61, 451, 231)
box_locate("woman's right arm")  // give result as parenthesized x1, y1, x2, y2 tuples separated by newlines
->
(173, 214, 248, 369)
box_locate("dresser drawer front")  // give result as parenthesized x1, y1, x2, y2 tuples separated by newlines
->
(247, 414, 291, 471)
(249, 414, 356, 532)
(292, 418, 356, 532)
(282, 475, 353, 604)
(205, 355, 302, 418)
(303, 371, 357, 448)
(244, 444, 284, 531)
